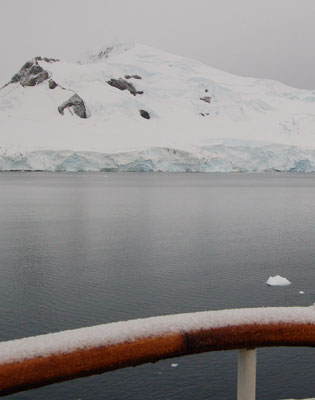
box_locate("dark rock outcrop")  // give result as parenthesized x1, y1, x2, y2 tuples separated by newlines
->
(48, 79, 58, 89)
(200, 96, 211, 103)
(34, 56, 59, 63)
(107, 78, 143, 96)
(90, 47, 114, 61)
(58, 94, 88, 119)
(12, 64, 48, 86)
(10, 73, 22, 83)
(124, 74, 142, 80)
(8, 57, 59, 88)
(9, 57, 59, 87)
(139, 109, 150, 119)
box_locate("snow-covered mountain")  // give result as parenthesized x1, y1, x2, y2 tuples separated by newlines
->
(1, 42, 315, 171)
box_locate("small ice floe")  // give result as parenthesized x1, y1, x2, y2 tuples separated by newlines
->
(299, 291, 305, 294)
(266, 275, 291, 286)
(171, 363, 178, 367)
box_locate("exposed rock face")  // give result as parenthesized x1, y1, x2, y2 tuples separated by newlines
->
(107, 78, 143, 96)
(89, 47, 114, 61)
(58, 94, 88, 118)
(9, 57, 58, 87)
(124, 74, 142, 80)
(139, 109, 150, 119)
(48, 79, 58, 89)
(200, 96, 211, 103)
(34, 56, 59, 63)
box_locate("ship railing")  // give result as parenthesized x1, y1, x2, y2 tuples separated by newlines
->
(0, 306, 314, 399)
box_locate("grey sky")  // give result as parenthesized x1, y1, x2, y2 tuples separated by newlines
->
(1, 0, 315, 89)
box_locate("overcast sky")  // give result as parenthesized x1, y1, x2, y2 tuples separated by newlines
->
(1, 0, 315, 89)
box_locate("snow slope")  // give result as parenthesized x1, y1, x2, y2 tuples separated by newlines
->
(1, 42, 315, 171)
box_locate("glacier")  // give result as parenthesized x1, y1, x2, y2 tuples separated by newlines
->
(1, 41, 315, 172)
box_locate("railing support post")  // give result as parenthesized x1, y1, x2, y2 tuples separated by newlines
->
(237, 349, 256, 400)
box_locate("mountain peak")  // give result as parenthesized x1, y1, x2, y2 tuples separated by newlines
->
(79, 41, 135, 64)
(1, 42, 315, 165)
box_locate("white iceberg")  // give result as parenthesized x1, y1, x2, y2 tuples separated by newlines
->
(266, 275, 291, 286)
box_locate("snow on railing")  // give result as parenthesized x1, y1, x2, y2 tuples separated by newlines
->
(0, 306, 314, 398)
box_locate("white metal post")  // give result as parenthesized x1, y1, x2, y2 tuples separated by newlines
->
(237, 349, 256, 400)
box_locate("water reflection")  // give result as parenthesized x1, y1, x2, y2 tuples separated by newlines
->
(0, 172, 314, 400)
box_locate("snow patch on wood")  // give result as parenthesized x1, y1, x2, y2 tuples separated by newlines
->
(0, 306, 314, 365)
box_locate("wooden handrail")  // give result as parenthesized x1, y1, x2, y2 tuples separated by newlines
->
(0, 308, 314, 396)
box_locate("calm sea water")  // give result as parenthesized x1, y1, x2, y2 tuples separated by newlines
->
(0, 172, 314, 400)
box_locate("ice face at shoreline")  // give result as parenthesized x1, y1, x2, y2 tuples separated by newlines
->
(0, 143, 314, 172)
